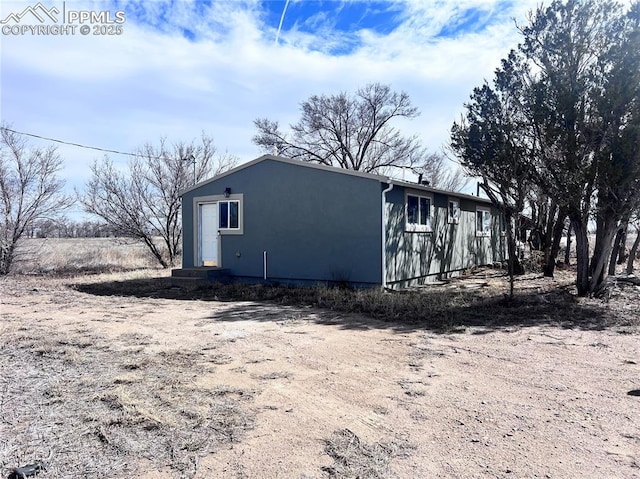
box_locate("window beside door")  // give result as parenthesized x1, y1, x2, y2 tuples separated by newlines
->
(219, 200, 239, 230)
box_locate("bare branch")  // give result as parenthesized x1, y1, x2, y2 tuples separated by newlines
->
(78, 134, 237, 268)
(0, 123, 73, 274)
(252, 82, 428, 174)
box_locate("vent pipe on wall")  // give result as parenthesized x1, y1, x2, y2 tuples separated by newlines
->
(263, 251, 268, 280)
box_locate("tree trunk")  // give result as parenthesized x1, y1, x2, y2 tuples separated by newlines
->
(0, 223, 22, 275)
(0, 241, 16, 275)
(571, 216, 590, 297)
(589, 217, 618, 293)
(627, 227, 640, 274)
(591, 210, 606, 274)
(617, 220, 628, 264)
(142, 235, 169, 268)
(564, 221, 572, 264)
(608, 221, 627, 276)
(504, 211, 523, 299)
(543, 211, 566, 277)
(542, 202, 558, 270)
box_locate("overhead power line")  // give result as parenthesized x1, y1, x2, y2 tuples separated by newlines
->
(0, 126, 141, 158)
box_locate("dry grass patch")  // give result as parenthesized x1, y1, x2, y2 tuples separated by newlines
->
(322, 429, 413, 479)
(0, 320, 255, 478)
(12, 237, 160, 275)
(257, 371, 292, 380)
(74, 267, 639, 332)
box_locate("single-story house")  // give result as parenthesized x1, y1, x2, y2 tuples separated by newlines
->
(174, 154, 505, 289)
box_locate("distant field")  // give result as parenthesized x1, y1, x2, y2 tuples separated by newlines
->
(12, 237, 167, 274)
(11, 232, 639, 276)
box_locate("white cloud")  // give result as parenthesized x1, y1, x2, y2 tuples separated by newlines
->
(1, 0, 541, 215)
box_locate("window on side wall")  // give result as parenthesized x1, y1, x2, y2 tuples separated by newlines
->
(476, 207, 491, 237)
(219, 200, 239, 230)
(406, 193, 432, 232)
(448, 199, 460, 224)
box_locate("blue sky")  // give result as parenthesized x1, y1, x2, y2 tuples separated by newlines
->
(1, 0, 540, 218)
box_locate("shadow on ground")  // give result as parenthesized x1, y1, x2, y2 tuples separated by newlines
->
(70, 274, 635, 334)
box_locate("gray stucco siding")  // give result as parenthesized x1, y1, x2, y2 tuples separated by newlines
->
(182, 159, 383, 285)
(384, 185, 505, 287)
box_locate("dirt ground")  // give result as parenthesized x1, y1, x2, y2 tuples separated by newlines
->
(1, 270, 639, 478)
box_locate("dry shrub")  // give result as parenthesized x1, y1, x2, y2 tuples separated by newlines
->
(0, 321, 254, 478)
(74, 266, 637, 331)
(522, 250, 545, 273)
(322, 429, 407, 479)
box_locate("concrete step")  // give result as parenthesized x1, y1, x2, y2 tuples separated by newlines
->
(171, 267, 231, 283)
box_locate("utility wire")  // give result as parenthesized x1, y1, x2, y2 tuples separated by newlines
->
(0, 126, 151, 159)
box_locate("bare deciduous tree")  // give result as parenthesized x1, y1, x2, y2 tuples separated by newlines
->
(416, 152, 469, 192)
(253, 83, 427, 174)
(0, 124, 73, 274)
(79, 134, 236, 268)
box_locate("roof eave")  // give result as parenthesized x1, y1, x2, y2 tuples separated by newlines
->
(178, 154, 493, 205)
(388, 178, 495, 204)
(179, 154, 388, 196)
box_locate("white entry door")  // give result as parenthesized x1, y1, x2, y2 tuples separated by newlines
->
(198, 203, 218, 266)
